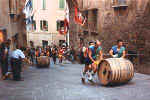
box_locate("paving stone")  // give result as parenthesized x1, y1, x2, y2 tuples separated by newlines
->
(0, 61, 150, 100)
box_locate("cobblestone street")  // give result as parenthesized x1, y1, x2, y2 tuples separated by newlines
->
(0, 0, 150, 100)
(0, 60, 150, 100)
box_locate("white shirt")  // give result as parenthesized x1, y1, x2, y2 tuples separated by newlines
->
(11, 49, 25, 59)
(82, 47, 86, 52)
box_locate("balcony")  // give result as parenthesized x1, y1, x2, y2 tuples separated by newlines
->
(112, 0, 128, 8)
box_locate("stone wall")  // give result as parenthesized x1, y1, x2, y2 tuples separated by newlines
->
(67, 0, 150, 63)
(0, 0, 27, 48)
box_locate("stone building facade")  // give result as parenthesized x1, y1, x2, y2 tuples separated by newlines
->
(67, 0, 150, 62)
(27, 0, 66, 47)
(0, 0, 27, 49)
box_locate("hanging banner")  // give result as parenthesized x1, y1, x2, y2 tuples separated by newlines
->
(74, 6, 86, 26)
(59, 1, 69, 35)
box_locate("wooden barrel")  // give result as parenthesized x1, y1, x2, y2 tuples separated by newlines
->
(97, 58, 134, 85)
(37, 56, 50, 68)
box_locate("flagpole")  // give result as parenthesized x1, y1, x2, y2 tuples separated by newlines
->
(65, 1, 69, 47)
(67, 31, 69, 46)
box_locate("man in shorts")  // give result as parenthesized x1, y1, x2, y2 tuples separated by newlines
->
(81, 42, 93, 82)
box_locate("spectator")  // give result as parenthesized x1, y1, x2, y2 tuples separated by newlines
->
(0, 40, 10, 80)
(11, 45, 25, 81)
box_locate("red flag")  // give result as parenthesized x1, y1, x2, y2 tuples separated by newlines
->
(59, 3, 69, 35)
(74, 6, 86, 26)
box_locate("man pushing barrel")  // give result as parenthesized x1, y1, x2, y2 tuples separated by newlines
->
(109, 39, 126, 58)
(81, 40, 103, 83)
(88, 40, 103, 82)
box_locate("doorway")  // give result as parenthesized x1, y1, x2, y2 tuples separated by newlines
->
(42, 40, 48, 48)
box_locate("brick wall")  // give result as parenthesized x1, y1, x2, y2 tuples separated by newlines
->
(0, 0, 27, 48)
(67, 0, 150, 61)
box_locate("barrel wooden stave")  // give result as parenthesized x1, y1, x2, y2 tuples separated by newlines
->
(98, 58, 134, 85)
(37, 56, 50, 68)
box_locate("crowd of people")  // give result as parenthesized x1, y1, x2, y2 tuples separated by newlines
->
(0, 41, 76, 81)
(0, 38, 126, 83)
(25, 45, 75, 65)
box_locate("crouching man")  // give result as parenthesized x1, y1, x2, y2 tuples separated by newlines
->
(109, 39, 126, 58)
(11, 45, 25, 81)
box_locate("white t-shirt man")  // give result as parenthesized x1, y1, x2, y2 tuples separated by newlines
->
(11, 49, 25, 59)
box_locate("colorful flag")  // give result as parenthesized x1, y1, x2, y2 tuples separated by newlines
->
(74, 6, 86, 26)
(59, 2, 69, 35)
(23, 0, 33, 18)
(23, 0, 34, 31)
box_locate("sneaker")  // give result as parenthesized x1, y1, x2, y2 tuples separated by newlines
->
(81, 72, 86, 79)
(91, 71, 96, 76)
(88, 72, 93, 81)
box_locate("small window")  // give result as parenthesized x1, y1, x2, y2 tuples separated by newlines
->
(90, 9, 98, 32)
(112, 0, 126, 4)
(40, 20, 48, 31)
(9, 0, 17, 14)
(92, 9, 97, 28)
(112, 0, 128, 8)
(118, 0, 126, 5)
(32, 20, 36, 30)
(42, 40, 48, 48)
(56, 20, 64, 31)
(59, 0, 65, 9)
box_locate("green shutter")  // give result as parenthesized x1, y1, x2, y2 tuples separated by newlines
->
(46, 21, 48, 31)
(34, 21, 36, 30)
(57, 21, 60, 31)
(59, 0, 64, 9)
(43, 0, 46, 10)
(40, 20, 42, 30)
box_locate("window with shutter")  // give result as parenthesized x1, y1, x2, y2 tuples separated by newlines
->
(56, 20, 64, 31)
(40, 20, 48, 31)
